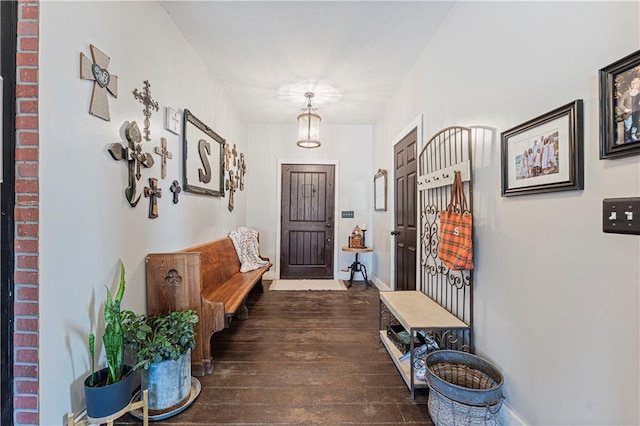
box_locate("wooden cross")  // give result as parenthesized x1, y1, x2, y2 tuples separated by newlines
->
(238, 153, 246, 191)
(224, 143, 232, 171)
(232, 143, 238, 167)
(133, 80, 159, 141)
(108, 121, 154, 207)
(154, 138, 173, 179)
(80, 44, 118, 121)
(225, 170, 238, 212)
(144, 177, 162, 219)
(170, 180, 181, 204)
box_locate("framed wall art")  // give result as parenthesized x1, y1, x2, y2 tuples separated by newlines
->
(374, 169, 387, 211)
(501, 100, 584, 197)
(183, 109, 225, 196)
(599, 49, 640, 159)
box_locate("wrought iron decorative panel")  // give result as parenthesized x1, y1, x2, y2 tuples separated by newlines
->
(418, 127, 474, 352)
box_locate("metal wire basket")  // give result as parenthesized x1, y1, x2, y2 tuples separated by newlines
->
(425, 350, 504, 426)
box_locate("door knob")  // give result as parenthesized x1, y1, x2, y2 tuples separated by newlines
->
(326, 223, 332, 228)
(391, 230, 399, 235)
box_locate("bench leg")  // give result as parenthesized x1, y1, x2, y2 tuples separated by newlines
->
(235, 300, 249, 321)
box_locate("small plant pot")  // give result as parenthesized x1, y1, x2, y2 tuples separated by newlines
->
(142, 349, 191, 413)
(84, 365, 134, 422)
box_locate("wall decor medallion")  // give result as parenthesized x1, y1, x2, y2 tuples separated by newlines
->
(154, 137, 173, 179)
(183, 109, 225, 196)
(501, 100, 584, 196)
(224, 143, 232, 171)
(133, 80, 159, 142)
(144, 177, 162, 219)
(599, 49, 640, 159)
(108, 121, 155, 207)
(80, 44, 118, 121)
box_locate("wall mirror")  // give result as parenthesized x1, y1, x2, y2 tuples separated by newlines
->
(374, 168, 387, 211)
(183, 109, 225, 196)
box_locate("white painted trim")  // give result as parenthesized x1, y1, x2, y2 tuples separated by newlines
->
(389, 114, 423, 291)
(275, 158, 340, 280)
(499, 401, 526, 426)
(370, 273, 391, 292)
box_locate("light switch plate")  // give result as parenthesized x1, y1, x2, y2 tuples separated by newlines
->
(341, 210, 354, 218)
(603, 197, 640, 235)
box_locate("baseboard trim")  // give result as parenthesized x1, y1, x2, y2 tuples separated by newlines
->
(499, 401, 526, 426)
(370, 273, 390, 291)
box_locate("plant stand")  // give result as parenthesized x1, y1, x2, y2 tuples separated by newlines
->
(66, 389, 149, 426)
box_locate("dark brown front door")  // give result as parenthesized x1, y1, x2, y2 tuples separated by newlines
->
(280, 164, 335, 279)
(393, 129, 417, 291)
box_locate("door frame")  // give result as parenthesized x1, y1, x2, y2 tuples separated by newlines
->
(388, 114, 423, 291)
(276, 159, 340, 279)
(1, 1, 17, 424)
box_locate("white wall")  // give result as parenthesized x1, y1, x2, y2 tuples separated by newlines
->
(374, 2, 639, 425)
(246, 123, 373, 281)
(39, 2, 249, 422)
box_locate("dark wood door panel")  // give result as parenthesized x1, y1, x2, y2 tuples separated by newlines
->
(394, 129, 417, 291)
(281, 164, 335, 279)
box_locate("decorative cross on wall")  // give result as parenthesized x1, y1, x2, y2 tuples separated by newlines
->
(108, 121, 154, 207)
(154, 137, 173, 179)
(132, 80, 159, 141)
(232, 143, 238, 167)
(80, 44, 118, 121)
(170, 180, 181, 204)
(224, 143, 232, 171)
(144, 177, 162, 219)
(238, 153, 246, 191)
(225, 170, 238, 212)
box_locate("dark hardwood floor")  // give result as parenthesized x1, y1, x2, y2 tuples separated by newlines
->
(118, 281, 434, 425)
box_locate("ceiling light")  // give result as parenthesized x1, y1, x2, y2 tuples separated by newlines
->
(297, 92, 321, 149)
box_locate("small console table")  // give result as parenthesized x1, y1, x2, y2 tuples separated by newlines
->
(379, 291, 469, 398)
(341, 246, 373, 287)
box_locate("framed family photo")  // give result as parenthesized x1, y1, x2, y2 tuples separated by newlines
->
(501, 100, 584, 197)
(599, 49, 640, 159)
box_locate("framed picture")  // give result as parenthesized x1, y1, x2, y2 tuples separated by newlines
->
(501, 100, 584, 197)
(182, 109, 225, 196)
(599, 49, 640, 159)
(374, 169, 387, 211)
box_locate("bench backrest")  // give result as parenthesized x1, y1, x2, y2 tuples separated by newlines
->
(182, 237, 240, 295)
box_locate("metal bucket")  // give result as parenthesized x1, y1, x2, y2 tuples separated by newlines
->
(141, 349, 191, 412)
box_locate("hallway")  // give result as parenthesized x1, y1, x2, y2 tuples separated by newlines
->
(119, 282, 433, 425)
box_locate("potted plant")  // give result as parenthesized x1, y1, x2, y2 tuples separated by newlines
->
(122, 309, 198, 413)
(84, 260, 135, 422)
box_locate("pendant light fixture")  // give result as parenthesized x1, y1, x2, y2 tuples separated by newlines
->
(296, 92, 321, 148)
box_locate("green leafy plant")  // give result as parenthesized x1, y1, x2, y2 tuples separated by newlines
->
(122, 310, 198, 370)
(88, 260, 128, 386)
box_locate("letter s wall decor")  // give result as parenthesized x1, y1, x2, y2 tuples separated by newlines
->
(183, 109, 224, 196)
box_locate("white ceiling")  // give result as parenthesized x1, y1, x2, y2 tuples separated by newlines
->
(159, 1, 454, 125)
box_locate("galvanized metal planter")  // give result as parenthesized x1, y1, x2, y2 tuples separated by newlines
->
(142, 349, 191, 412)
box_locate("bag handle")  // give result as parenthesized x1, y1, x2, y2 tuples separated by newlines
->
(446, 171, 468, 212)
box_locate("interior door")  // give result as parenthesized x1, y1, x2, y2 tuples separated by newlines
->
(393, 129, 417, 291)
(280, 164, 335, 279)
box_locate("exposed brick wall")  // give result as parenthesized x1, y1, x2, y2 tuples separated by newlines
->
(13, 1, 39, 425)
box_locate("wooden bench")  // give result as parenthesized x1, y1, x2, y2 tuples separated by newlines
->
(145, 237, 271, 375)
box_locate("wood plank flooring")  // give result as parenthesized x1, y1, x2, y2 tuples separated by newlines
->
(118, 281, 434, 425)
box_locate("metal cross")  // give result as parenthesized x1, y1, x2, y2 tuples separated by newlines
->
(108, 121, 154, 207)
(170, 180, 181, 204)
(80, 44, 118, 121)
(132, 80, 159, 141)
(144, 177, 162, 219)
(225, 170, 238, 212)
(154, 137, 173, 179)
(238, 153, 246, 191)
